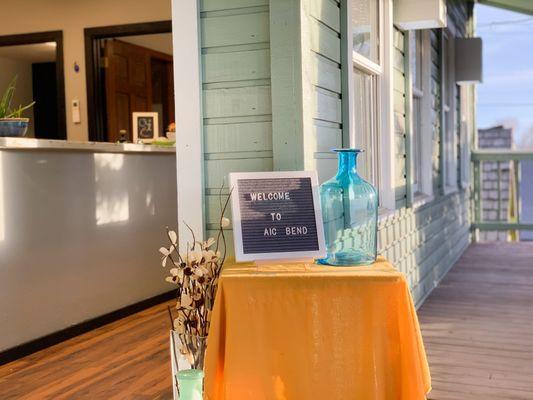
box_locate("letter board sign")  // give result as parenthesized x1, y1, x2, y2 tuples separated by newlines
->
(229, 171, 326, 262)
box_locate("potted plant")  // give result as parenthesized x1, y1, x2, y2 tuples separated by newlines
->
(0, 76, 35, 137)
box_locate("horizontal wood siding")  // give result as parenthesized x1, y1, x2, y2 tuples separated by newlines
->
(393, 28, 407, 207)
(196, 0, 473, 305)
(377, 191, 470, 305)
(200, 1, 273, 252)
(430, 29, 441, 194)
(308, 0, 342, 183)
(373, 1, 471, 304)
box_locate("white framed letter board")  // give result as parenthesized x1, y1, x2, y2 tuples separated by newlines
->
(229, 171, 326, 262)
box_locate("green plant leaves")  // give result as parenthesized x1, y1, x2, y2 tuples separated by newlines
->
(0, 75, 35, 119)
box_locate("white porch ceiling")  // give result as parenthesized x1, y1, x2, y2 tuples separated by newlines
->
(478, 0, 533, 15)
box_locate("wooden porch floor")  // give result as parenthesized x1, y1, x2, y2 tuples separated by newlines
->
(0, 301, 176, 399)
(419, 242, 533, 400)
(0, 242, 532, 399)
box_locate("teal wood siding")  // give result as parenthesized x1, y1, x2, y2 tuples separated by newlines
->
(430, 29, 442, 194)
(450, 0, 468, 188)
(309, 0, 343, 183)
(378, 191, 470, 303)
(393, 28, 407, 208)
(195, 0, 473, 305)
(200, 0, 273, 247)
(381, 1, 472, 305)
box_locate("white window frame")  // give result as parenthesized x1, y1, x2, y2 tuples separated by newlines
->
(172, 0, 205, 249)
(407, 29, 433, 203)
(441, 27, 458, 194)
(459, 84, 471, 188)
(345, 0, 395, 211)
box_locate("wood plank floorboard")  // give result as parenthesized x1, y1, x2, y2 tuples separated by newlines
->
(419, 242, 533, 400)
(1, 242, 532, 399)
(0, 301, 175, 399)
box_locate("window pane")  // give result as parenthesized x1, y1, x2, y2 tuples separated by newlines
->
(412, 96, 422, 190)
(442, 33, 451, 106)
(353, 68, 379, 189)
(410, 31, 423, 91)
(352, 0, 379, 64)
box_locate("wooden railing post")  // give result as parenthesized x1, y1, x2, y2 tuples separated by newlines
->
(473, 159, 480, 241)
(514, 160, 521, 224)
(471, 150, 533, 235)
(496, 161, 501, 222)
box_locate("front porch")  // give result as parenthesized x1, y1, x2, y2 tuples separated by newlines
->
(0, 242, 531, 398)
(420, 242, 533, 400)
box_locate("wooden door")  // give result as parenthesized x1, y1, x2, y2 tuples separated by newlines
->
(105, 39, 152, 142)
(150, 57, 175, 135)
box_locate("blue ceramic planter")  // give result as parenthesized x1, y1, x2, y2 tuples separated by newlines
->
(317, 149, 378, 266)
(0, 118, 29, 137)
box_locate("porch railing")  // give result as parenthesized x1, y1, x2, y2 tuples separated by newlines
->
(472, 150, 533, 239)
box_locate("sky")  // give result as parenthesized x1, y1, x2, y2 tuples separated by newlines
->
(476, 4, 533, 148)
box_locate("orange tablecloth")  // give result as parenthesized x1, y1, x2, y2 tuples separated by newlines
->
(204, 257, 431, 400)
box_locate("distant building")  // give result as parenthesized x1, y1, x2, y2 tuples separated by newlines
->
(477, 125, 514, 241)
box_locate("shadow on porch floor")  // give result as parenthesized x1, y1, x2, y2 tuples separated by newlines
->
(419, 242, 533, 400)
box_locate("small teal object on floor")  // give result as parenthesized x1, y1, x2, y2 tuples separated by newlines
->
(176, 369, 204, 400)
(317, 149, 378, 266)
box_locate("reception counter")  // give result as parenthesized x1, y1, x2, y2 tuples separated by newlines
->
(0, 138, 176, 352)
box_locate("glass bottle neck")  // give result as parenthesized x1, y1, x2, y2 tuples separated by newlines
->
(336, 152, 359, 177)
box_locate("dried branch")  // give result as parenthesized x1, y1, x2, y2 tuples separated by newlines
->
(184, 222, 196, 251)
(159, 187, 233, 375)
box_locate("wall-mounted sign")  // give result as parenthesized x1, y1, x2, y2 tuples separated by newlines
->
(229, 171, 326, 262)
(132, 112, 159, 143)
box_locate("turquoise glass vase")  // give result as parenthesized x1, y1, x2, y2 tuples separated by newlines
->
(317, 149, 378, 266)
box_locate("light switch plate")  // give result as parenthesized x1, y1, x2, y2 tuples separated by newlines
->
(72, 99, 81, 124)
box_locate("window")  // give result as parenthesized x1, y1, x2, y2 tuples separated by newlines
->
(441, 30, 458, 192)
(459, 85, 470, 188)
(408, 30, 432, 200)
(353, 68, 379, 187)
(352, 0, 380, 64)
(410, 31, 423, 194)
(347, 0, 395, 210)
(351, 0, 382, 189)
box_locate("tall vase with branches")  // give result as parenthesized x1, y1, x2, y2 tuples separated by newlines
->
(160, 187, 232, 399)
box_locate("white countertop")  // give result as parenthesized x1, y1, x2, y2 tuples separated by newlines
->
(0, 137, 176, 154)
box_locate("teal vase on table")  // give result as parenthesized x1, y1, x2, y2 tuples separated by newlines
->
(317, 149, 378, 266)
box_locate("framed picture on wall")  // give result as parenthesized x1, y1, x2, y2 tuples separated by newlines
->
(132, 112, 159, 143)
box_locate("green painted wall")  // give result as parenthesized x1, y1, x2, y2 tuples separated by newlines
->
(382, 0, 472, 305)
(197, 0, 473, 306)
(199, 0, 274, 248)
(306, 0, 343, 183)
(431, 28, 442, 194)
(393, 28, 407, 208)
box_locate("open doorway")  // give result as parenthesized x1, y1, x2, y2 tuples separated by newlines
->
(0, 31, 66, 139)
(85, 21, 174, 143)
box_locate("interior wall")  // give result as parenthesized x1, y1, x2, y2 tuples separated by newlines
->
(0, 148, 177, 351)
(0, 0, 171, 142)
(0, 56, 35, 137)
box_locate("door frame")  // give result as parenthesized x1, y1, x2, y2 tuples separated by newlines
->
(0, 30, 67, 140)
(84, 20, 172, 142)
